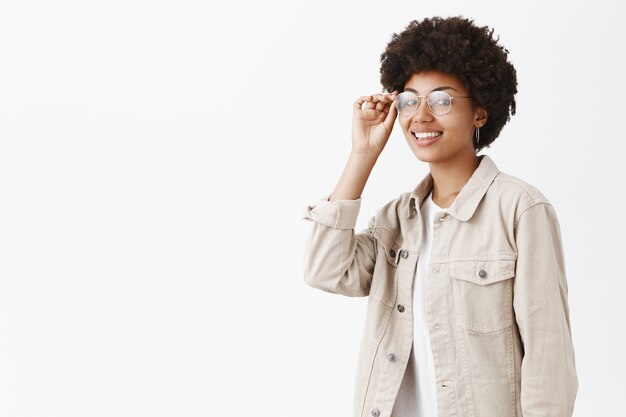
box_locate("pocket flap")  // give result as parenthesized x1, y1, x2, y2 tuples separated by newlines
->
(373, 227, 401, 266)
(450, 259, 516, 285)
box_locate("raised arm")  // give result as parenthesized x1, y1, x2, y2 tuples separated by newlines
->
(302, 91, 398, 296)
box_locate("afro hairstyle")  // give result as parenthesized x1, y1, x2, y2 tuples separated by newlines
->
(379, 16, 518, 151)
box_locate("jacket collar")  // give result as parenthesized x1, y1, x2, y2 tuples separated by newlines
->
(408, 154, 500, 221)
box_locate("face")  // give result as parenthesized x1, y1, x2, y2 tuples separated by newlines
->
(397, 70, 488, 165)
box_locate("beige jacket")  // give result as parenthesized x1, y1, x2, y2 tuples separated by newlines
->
(301, 154, 578, 417)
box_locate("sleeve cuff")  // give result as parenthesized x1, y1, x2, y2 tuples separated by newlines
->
(301, 194, 362, 229)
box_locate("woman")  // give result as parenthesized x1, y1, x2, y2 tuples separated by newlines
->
(302, 16, 578, 417)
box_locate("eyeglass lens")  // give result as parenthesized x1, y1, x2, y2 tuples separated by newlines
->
(396, 91, 452, 116)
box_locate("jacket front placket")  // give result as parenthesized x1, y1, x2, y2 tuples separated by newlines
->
(427, 208, 459, 417)
(371, 202, 424, 417)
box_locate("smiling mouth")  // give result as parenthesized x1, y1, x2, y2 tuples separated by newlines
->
(412, 131, 443, 140)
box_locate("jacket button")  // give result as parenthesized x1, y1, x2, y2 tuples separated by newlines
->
(478, 269, 487, 279)
(389, 249, 396, 258)
(387, 352, 396, 361)
(397, 304, 405, 313)
(371, 408, 380, 417)
(400, 249, 408, 258)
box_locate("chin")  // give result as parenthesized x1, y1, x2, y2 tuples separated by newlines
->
(408, 144, 445, 164)
(404, 133, 441, 162)
(406, 135, 474, 165)
(413, 153, 443, 164)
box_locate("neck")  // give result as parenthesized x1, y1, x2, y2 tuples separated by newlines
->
(429, 153, 481, 208)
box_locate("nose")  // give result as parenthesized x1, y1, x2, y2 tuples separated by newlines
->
(411, 97, 434, 124)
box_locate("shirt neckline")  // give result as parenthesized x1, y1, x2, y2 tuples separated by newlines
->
(427, 191, 446, 211)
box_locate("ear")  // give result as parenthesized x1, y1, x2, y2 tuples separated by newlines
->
(474, 106, 488, 128)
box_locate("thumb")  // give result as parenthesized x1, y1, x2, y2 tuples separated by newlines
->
(383, 99, 398, 133)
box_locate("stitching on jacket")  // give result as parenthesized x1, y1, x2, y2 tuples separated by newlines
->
(374, 224, 403, 248)
(357, 302, 393, 417)
(336, 279, 369, 296)
(507, 326, 516, 416)
(434, 253, 517, 263)
(361, 300, 393, 417)
(493, 177, 543, 204)
(336, 200, 343, 229)
(373, 226, 400, 267)
(513, 201, 552, 229)
(337, 228, 371, 296)
(339, 221, 345, 288)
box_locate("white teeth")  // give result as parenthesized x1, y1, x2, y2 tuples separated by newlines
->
(413, 131, 442, 139)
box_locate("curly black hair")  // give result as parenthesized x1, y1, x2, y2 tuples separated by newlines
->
(380, 16, 518, 151)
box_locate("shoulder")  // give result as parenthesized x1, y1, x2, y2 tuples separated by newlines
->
(488, 170, 556, 225)
(491, 170, 552, 206)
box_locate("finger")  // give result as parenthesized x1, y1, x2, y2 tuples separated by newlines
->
(353, 95, 374, 111)
(389, 98, 398, 116)
(375, 101, 387, 112)
(369, 93, 391, 105)
(354, 93, 396, 112)
(377, 92, 398, 106)
(383, 99, 398, 131)
(380, 98, 395, 114)
(364, 98, 381, 111)
(363, 100, 377, 111)
(375, 94, 396, 111)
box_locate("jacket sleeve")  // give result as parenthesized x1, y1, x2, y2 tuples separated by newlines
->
(301, 194, 377, 297)
(513, 202, 579, 417)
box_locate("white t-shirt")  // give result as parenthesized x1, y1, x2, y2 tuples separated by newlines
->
(391, 190, 443, 417)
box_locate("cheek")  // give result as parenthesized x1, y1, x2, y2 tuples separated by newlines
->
(398, 116, 411, 131)
(441, 120, 467, 134)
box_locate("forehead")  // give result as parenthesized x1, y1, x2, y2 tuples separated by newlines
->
(403, 70, 466, 93)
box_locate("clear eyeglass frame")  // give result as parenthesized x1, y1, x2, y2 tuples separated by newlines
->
(395, 90, 473, 116)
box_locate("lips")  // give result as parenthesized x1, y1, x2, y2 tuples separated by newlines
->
(412, 131, 443, 140)
(411, 131, 443, 146)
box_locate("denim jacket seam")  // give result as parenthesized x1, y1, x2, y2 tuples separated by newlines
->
(514, 201, 552, 229)
(494, 177, 539, 200)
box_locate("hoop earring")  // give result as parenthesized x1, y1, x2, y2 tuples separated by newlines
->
(474, 126, 480, 145)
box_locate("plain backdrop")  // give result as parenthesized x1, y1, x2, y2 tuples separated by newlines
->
(0, 0, 624, 416)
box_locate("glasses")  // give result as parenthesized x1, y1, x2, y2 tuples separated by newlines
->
(395, 90, 473, 116)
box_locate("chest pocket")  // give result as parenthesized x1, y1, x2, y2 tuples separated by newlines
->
(369, 227, 402, 307)
(450, 259, 516, 333)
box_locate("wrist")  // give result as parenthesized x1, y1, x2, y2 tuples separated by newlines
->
(350, 149, 380, 162)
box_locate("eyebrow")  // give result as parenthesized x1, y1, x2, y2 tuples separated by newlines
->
(404, 86, 458, 94)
